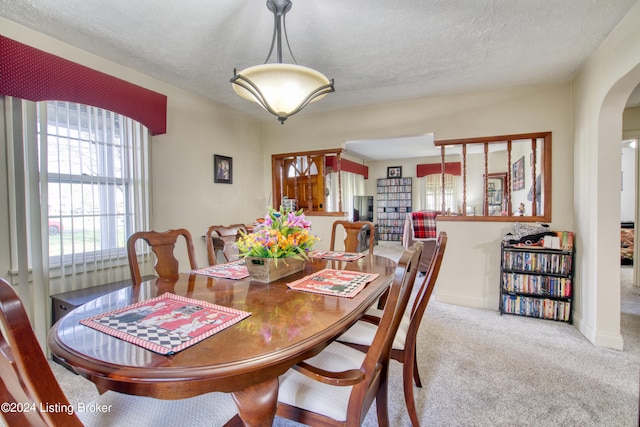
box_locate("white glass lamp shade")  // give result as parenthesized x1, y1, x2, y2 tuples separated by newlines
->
(232, 63, 333, 119)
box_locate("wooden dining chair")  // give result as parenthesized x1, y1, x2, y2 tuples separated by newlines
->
(205, 224, 247, 265)
(127, 228, 198, 286)
(337, 231, 447, 427)
(0, 277, 238, 427)
(275, 242, 423, 427)
(330, 220, 376, 254)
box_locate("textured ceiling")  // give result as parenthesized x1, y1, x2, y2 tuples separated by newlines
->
(1, 0, 639, 124)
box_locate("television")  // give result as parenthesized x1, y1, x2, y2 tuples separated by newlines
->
(353, 196, 374, 222)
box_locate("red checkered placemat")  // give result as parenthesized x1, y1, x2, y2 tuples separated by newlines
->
(191, 260, 249, 280)
(287, 269, 379, 298)
(80, 293, 250, 355)
(308, 250, 366, 262)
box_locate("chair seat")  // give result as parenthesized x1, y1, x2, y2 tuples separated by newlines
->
(278, 341, 366, 422)
(338, 308, 410, 351)
(78, 390, 237, 427)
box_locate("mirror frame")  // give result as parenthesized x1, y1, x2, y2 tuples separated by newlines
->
(484, 172, 507, 215)
(434, 131, 552, 222)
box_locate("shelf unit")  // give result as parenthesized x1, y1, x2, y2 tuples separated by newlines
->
(376, 177, 412, 241)
(499, 235, 574, 323)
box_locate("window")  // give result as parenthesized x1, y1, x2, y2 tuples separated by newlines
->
(422, 174, 460, 213)
(287, 156, 318, 178)
(272, 149, 343, 215)
(272, 149, 369, 216)
(40, 101, 148, 267)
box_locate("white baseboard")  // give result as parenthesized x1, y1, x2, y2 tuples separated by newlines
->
(435, 292, 626, 351)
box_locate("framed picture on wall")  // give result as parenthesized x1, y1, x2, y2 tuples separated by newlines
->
(387, 166, 402, 178)
(512, 156, 525, 191)
(214, 155, 232, 184)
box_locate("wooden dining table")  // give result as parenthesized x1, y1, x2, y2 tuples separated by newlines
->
(48, 254, 397, 427)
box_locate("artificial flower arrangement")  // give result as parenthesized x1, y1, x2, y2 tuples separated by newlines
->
(236, 207, 319, 261)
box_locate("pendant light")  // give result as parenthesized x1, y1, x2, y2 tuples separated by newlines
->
(231, 0, 335, 124)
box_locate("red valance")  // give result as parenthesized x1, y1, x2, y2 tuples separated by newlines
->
(417, 162, 461, 177)
(0, 36, 167, 135)
(326, 156, 369, 179)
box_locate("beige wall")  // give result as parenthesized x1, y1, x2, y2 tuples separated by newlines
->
(262, 84, 574, 310)
(572, 0, 640, 350)
(151, 90, 265, 267)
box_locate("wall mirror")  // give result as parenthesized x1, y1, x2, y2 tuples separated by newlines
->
(485, 172, 507, 215)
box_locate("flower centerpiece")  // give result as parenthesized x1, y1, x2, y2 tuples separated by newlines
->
(236, 207, 319, 282)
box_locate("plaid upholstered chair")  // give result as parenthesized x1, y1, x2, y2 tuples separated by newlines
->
(402, 211, 439, 273)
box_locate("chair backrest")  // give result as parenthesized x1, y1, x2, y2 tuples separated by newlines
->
(348, 241, 423, 421)
(406, 232, 447, 339)
(330, 220, 375, 254)
(0, 278, 83, 427)
(127, 228, 198, 286)
(205, 224, 247, 265)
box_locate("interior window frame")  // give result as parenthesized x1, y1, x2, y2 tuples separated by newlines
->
(434, 131, 552, 222)
(271, 148, 346, 217)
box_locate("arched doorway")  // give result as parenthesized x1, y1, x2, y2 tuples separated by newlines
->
(594, 64, 640, 350)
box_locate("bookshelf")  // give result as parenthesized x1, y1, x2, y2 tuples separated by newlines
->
(376, 177, 412, 241)
(499, 232, 574, 323)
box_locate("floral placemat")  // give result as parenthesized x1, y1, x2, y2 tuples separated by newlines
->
(286, 269, 379, 298)
(80, 293, 251, 355)
(191, 260, 249, 280)
(308, 250, 366, 262)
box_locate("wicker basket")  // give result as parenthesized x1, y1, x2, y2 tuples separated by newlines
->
(245, 257, 306, 283)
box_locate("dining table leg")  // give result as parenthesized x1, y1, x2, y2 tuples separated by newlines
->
(231, 378, 279, 427)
